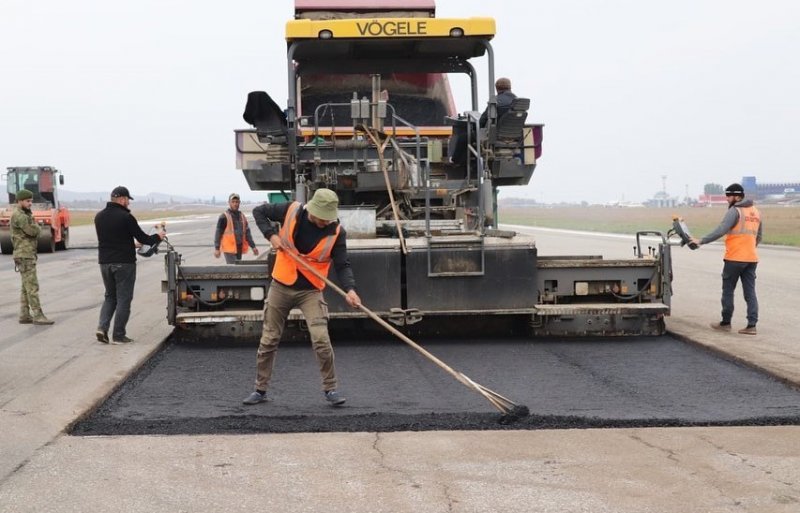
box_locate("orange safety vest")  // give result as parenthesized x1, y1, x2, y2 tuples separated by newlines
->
(272, 202, 341, 290)
(220, 211, 250, 254)
(724, 206, 760, 262)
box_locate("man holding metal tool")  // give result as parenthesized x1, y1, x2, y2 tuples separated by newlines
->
(690, 183, 762, 335)
(94, 186, 165, 344)
(243, 189, 361, 406)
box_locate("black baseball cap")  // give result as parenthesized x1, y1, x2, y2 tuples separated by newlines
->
(111, 186, 134, 200)
(724, 183, 744, 197)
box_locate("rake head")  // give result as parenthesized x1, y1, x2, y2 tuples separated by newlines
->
(498, 404, 530, 425)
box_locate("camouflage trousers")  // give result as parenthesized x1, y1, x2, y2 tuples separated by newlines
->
(15, 258, 41, 318)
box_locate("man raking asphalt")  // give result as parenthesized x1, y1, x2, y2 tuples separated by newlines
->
(280, 246, 530, 424)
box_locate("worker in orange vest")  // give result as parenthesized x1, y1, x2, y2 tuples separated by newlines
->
(214, 193, 259, 264)
(691, 183, 762, 335)
(242, 189, 361, 407)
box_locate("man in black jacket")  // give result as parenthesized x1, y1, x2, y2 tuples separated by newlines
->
(94, 186, 164, 344)
(449, 77, 517, 164)
(479, 77, 517, 127)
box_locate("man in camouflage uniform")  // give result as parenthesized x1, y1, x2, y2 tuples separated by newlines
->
(11, 189, 54, 325)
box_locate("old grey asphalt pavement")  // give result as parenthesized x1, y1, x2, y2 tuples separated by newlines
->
(1, 217, 799, 512)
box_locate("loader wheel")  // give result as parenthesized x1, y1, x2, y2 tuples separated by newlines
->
(56, 228, 69, 251)
(0, 235, 12, 255)
(37, 229, 56, 253)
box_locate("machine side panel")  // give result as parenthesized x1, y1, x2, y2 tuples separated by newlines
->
(405, 240, 537, 312)
(324, 246, 401, 313)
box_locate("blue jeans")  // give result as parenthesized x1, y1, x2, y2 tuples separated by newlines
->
(98, 263, 137, 339)
(721, 260, 758, 326)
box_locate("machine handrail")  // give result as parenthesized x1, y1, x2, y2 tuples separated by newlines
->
(635, 230, 667, 258)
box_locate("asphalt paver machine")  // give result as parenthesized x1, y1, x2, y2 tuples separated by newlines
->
(163, 0, 672, 341)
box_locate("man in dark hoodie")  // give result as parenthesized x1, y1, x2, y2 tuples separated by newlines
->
(213, 192, 258, 263)
(94, 186, 164, 344)
(479, 77, 517, 127)
(450, 77, 518, 165)
(691, 183, 762, 335)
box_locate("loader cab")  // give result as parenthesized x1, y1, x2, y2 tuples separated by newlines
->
(5, 166, 62, 206)
(1, 166, 70, 254)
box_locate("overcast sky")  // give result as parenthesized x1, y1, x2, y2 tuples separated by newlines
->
(2, 0, 798, 204)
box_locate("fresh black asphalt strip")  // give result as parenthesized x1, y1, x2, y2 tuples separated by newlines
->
(72, 336, 800, 435)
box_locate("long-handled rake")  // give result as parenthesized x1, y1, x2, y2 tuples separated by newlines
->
(282, 248, 530, 423)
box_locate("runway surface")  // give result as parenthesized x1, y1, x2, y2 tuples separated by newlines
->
(73, 335, 800, 435)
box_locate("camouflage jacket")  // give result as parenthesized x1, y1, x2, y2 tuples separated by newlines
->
(11, 205, 41, 259)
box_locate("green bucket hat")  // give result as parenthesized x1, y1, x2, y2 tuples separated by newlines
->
(16, 189, 33, 201)
(306, 189, 339, 221)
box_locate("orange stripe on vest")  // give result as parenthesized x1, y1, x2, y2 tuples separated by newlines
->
(272, 202, 341, 290)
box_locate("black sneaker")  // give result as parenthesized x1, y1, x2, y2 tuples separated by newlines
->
(242, 391, 267, 405)
(96, 330, 109, 344)
(324, 390, 346, 406)
(112, 336, 134, 344)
